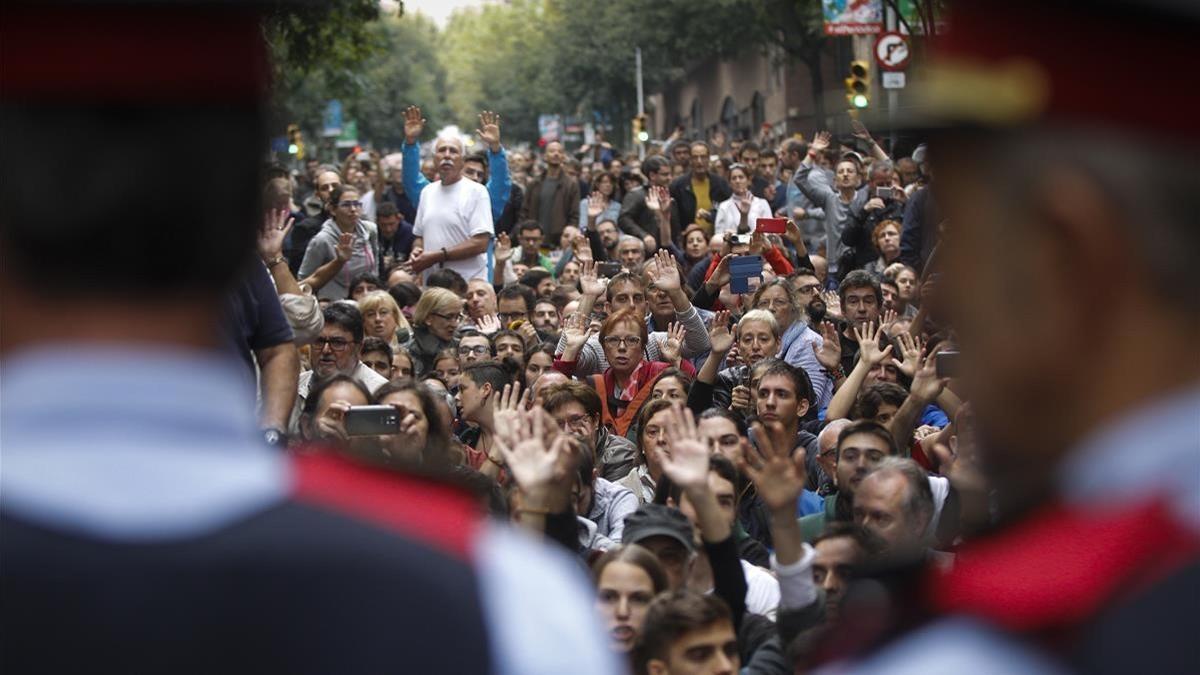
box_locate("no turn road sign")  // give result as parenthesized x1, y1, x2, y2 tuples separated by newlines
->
(874, 31, 910, 72)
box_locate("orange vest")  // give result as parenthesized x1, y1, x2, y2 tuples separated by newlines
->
(591, 373, 656, 438)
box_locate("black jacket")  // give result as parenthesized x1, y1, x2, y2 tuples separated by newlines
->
(670, 171, 732, 229)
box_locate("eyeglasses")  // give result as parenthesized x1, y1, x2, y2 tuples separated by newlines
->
(602, 335, 643, 348)
(315, 337, 354, 351)
(430, 311, 461, 322)
(796, 283, 822, 294)
(556, 413, 593, 431)
(498, 311, 528, 324)
(458, 345, 490, 356)
(338, 200, 364, 209)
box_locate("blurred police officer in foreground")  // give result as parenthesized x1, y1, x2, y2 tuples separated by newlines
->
(0, 3, 617, 673)
(830, 1, 1199, 673)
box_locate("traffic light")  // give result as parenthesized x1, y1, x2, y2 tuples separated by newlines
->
(286, 124, 305, 159)
(632, 114, 649, 143)
(845, 60, 871, 110)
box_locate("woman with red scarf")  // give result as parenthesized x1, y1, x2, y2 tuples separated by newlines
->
(555, 308, 695, 438)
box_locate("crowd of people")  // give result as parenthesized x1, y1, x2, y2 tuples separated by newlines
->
(5, 1, 1196, 672)
(249, 106, 988, 672)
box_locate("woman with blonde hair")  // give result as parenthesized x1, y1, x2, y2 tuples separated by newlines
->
(403, 287, 463, 375)
(358, 289, 411, 351)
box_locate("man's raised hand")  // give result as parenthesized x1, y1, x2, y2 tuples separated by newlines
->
(646, 249, 681, 292)
(809, 130, 832, 154)
(403, 105, 426, 145)
(854, 321, 893, 366)
(739, 422, 807, 513)
(812, 320, 843, 371)
(476, 110, 502, 152)
(656, 405, 709, 491)
(708, 310, 734, 354)
(258, 208, 294, 261)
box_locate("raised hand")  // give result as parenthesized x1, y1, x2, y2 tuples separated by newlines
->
(705, 254, 734, 293)
(879, 308, 898, 336)
(653, 186, 673, 216)
(258, 208, 294, 260)
(658, 322, 685, 365)
(854, 321, 893, 366)
(749, 229, 766, 255)
(495, 232, 514, 262)
(587, 191, 606, 218)
(891, 331, 923, 378)
(850, 118, 873, 144)
(708, 310, 734, 354)
(645, 186, 662, 212)
(739, 422, 808, 513)
(335, 232, 355, 262)
(863, 197, 886, 212)
(809, 130, 832, 154)
(736, 192, 752, 214)
(560, 314, 594, 358)
(646, 249, 681, 292)
(475, 110, 502, 151)
(578, 259, 609, 298)
(476, 313, 502, 335)
(495, 407, 574, 495)
(811, 320, 843, 371)
(909, 345, 948, 403)
(572, 234, 594, 262)
(656, 405, 709, 491)
(403, 105, 426, 144)
(822, 290, 843, 320)
(492, 381, 524, 447)
(784, 218, 807, 254)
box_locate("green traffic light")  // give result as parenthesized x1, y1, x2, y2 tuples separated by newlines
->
(638, 130, 650, 142)
(852, 94, 869, 108)
(288, 143, 299, 154)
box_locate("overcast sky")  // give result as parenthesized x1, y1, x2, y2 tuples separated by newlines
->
(402, 0, 486, 28)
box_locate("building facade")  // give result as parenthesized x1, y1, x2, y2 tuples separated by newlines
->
(646, 42, 843, 146)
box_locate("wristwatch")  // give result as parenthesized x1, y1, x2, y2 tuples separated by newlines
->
(262, 428, 289, 448)
(265, 254, 287, 268)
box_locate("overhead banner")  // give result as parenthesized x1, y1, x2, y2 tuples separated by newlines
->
(823, 0, 883, 35)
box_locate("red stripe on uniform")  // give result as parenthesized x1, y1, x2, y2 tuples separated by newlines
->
(292, 451, 481, 560)
(931, 498, 1200, 631)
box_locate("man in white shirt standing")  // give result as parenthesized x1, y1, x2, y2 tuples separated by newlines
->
(410, 134, 494, 281)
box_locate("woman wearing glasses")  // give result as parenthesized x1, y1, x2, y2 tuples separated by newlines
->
(554, 308, 695, 439)
(298, 184, 381, 301)
(404, 287, 464, 376)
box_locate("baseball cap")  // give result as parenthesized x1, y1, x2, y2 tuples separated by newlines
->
(622, 504, 695, 553)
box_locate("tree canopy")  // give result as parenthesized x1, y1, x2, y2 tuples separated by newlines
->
(266, 0, 829, 152)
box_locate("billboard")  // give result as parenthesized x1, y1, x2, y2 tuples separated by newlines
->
(823, 0, 883, 36)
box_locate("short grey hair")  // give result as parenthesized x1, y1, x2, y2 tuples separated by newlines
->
(737, 309, 781, 339)
(617, 234, 642, 248)
(863, 457, 934, 532)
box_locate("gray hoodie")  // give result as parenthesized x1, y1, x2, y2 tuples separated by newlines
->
(298, 218, 379, 301)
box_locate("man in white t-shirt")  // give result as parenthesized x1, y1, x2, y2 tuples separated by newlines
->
(410, 134, 494, 281)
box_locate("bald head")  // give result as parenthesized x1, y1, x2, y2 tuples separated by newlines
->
(817, 419, 852, 478)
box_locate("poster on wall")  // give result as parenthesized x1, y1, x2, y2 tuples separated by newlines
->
(823, 0, 883, 35)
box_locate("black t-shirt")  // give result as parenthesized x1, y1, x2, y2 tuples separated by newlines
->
(221, 262, 294, 377)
